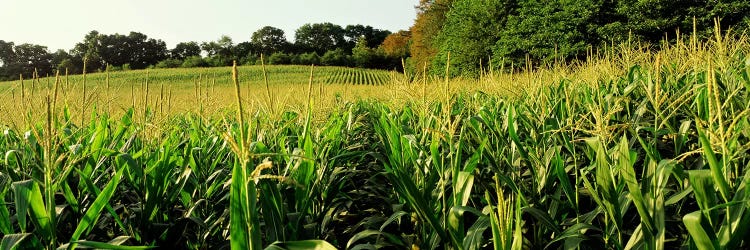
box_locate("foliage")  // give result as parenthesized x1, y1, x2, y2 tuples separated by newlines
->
(344, 24, 392, 51)
(181, 56, 208, 68)
(155, 58, 183, 68)
(267, 52, 292, 65)
(292, 52, 321, 66)
(252, 26, 291, 55)
(409, 0, 454, 73)
(72, 31, 168, 71)
(294, 23, 347, 55)
(320, 48, 352, 67)
(414, 0, 750, 77)
(1, 35, 750, 249)
(431, 0, 513, 77)
(493, 0, 599, 67)
(380, 30, 411, 59)
(201, 35, 235, 67)
(0, 41, 54, 80)
(170, 41, 201, 60)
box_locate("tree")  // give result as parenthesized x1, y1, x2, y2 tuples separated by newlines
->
(598, 0, 750, 43)
(181, 56, 208, 68)
(71, 30, 167, 71)
(352, 37, 375, 68)
(344, 24, 392, 51)
(51, 49, 73, 71)
(294, 23, 347, 55)
(201, 35, 234, 66)
(292, 52, 321, 65)
(432, 0, 515, 76)
(0, 40, 16, 80)
(409, 0, 454, 73)
(252, 26, 290, 55)
(0, 40, 15, 66)
(493, 0, 601, 67)
(72, 30, 105, 72)
(11, 43, 53, 78)
(321, 48, 352, 66)
(124, 32, 168, 69)
(380, 30, 411, 59)
(171, 41, 201, 60)
(267, 52, 292, 65)
(234, 41, 257, 63)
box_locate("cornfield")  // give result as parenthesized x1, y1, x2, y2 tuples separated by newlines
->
(1, 31, 750, 249)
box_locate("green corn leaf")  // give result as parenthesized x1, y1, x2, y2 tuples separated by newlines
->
(258, 180, 286, 243)
(463, 216, 489, 250)
(230, 158, 262, 250)
(379, 211, 408, 232)
(0, 233, 31, 250)
(69, 240, 155, 250)
(12, 180, 51, 239)
(683, 211, 719, 250)
(522, 206, 561, 235)
(70, 155, 127, 245)
(546, 223, 599, 249)
(0, 192, 11, 234)
(617, 136, 654, 236)
(347, 230, 404, 249)
(696, 125, 731, 202)
(454, 171, 474, 207)
(553, 152, 576, 209)
(266, 240, 337, 250)
(688, 170, 718, 226)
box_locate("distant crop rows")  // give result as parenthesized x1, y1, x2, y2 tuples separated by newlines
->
(323, 68, 392, 85)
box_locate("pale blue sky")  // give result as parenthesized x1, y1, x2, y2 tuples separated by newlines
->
(0, 0, 419, 51)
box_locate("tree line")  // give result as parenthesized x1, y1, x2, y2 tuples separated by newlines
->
(0, 23, 412, 81)
(406, 0, 750, 77)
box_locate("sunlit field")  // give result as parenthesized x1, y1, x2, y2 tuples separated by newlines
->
(1, 31, 749, 249)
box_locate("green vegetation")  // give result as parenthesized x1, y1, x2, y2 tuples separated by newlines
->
(1, 28, 750, 249)
(410, 0, 750, 77)
(0, 23, 399, 82)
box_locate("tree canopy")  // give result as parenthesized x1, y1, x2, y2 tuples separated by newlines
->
(295, 23, 347, 55)
(251, 26, 290, 55)
(413, 0, 750, 77)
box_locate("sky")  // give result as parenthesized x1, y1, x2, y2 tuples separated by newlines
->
(0, 0, 419, 51)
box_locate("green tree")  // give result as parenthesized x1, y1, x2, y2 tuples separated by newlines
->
(267, 52, 292, 65)
(11, 43, 53, 78)
(171, 41, 201, 60)
(201, 35, 234, 66)
(432, 0, 515, 77)
(344, 24, 392, 51)
(493, 0, 600, 67)
(72, 31, 167, 70)
(599, 0, 750, 43)
(292, 52, 321, 65)
(181, 56, 208, 68)
(295, 23, 347, 55)
(72, 30, 105, 72)
(352, 38, 374, 68)
(321, 48, 352, 66)
(234, 41, 258, 63)
(252, 26, 291, 55)
(0, 40, 16, 80)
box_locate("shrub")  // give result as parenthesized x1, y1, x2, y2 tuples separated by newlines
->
(155, 59, 183, 68)
(296, 52, 320, 65)
(321, 49, 352, 67)
(181, 56, 209, 68)
(267, 52, 292, 65)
